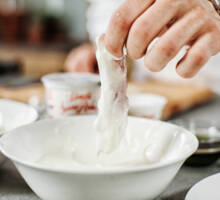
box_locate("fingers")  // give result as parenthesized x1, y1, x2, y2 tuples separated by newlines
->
(144, 7, 208, 72)
(64, 44, 96, 73)
(176, 33, 220, 78)
(105, 0, 154, 57)
(127, 0, 179, 59)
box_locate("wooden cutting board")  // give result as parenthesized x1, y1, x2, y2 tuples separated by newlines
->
(0, 81, 215, 120)
(0, 46, 67, 77)
(128, 81, 215, 119)
(0, 84, 44, 103)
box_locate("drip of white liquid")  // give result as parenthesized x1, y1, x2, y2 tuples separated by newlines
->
(95, 36, 129, 154)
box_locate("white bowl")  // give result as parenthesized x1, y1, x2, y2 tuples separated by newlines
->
(185, 173, 220, 200)
(0, 116, 198, 200)
(128, 93, 167, 120)
(0, 99, 38, 164)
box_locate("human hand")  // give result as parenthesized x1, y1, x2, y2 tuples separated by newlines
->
(105, 0, 220, 78)
(64, 43, 97, 73)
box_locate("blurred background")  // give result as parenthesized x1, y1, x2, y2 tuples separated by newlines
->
(0, 0, 87, 80)
(0, 0, 219, 111)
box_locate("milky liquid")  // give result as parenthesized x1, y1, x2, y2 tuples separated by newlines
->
(95, 36, 129, 154)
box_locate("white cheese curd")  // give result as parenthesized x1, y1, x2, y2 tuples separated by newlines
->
(35, 36, 180, 169)
(143, 124, 179, 163)
(35, 120, 179, 169)
(95, 36, 129, 154)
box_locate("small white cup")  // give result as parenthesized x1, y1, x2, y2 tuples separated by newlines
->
(42, 73, 100, 118)
(128, 93, 167, 120)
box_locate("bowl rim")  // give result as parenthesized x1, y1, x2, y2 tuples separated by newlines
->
(0, 99, 38, 166)
(0, 116, 198, 175)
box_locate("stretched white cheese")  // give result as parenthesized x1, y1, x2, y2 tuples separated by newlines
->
(144, 124, 178, 163)
(95, 36, 128, 154)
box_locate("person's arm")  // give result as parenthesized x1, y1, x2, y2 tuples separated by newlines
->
(105, 0, 220, 78)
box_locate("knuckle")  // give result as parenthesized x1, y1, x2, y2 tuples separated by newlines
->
(208, 24, 220, 38)
(185, 0, 191, 4)
(159, 0, 185, 11)
(193, 5, 206, 18)
(158, 40, 177, 58)
(127, 23, 151, 59)
(131, 29, 145, 43)
(210, 25, 220, 34)
(136, 22, 151, 40)
(130, 19, 151, 43)
(111, 10, 130, 31)
(191, 51, 207, 66)
(165, 0, 184, 8)
(130, 24, 145, 41)
(166, 0, 176, 5)
(137, 17, 151, 30)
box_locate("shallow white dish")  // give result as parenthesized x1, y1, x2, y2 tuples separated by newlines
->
(0, 116, 198, 200)
(128, 93, 167, 120)
(0, 99, 38, 164)
(185, 173, 220, 200)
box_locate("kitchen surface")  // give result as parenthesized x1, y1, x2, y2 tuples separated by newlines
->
(0, 0, 220, 200)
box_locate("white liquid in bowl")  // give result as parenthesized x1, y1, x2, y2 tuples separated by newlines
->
(0, 116, 197, 171)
